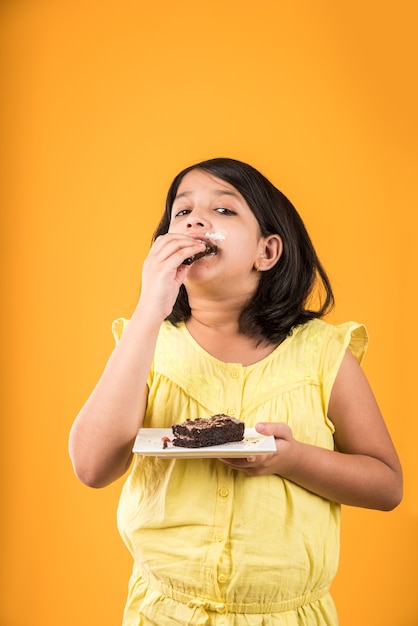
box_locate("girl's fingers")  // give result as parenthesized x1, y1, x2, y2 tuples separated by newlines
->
(151, 234, 207, 264)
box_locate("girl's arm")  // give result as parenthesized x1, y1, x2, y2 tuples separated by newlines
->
(69, 234, 207, 488)
(223, 349, 403, 511)
(68, 306, 161, 488)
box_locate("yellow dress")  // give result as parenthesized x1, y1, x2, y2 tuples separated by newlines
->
(112, 318, 368, 626)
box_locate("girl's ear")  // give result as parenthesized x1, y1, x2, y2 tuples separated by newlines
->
(254, 235, 283, 272)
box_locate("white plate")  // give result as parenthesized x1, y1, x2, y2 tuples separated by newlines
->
(132, 428, 276, 458)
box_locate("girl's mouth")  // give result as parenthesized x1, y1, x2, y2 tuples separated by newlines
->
(181, 231, 226, 265)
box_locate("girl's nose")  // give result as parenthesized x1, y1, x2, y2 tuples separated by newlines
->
(186, 212, 209, 229)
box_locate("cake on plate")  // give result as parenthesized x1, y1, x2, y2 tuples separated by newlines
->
(171, 414, 245, 448)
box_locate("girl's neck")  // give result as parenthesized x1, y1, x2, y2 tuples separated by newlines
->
(185, 306, 277, 366)
(187, 297, 243, 335)
(186, 312, 239, 337)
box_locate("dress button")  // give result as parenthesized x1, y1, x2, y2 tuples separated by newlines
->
(214, 532, 223, 542)
(218, 574, 227, 583)
(230, 370, 240, 379)
(226, 408, 236, 415)
(219, 488, 229, 497)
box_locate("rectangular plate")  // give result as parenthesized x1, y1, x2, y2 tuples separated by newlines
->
(132, 428, 276, 459)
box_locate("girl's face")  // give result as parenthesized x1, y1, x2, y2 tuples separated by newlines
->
(168, 169, 268, 281)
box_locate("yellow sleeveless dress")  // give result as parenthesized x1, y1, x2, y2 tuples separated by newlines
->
(112, 318, 368, 625)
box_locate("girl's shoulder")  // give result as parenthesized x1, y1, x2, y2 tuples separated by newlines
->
(290, 318, 368, 365)
(111, 317, 130, 343)
(111, 318, 184, 344)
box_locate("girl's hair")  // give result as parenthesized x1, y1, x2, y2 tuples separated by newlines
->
(153, 157, 334, 345)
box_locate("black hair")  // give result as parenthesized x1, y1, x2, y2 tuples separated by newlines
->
(153, 157, 334, 345)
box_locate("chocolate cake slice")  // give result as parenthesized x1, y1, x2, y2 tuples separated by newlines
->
(182, 242, 218, 265)
(172, 414, 245, 448)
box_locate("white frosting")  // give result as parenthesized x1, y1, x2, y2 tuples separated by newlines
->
(205, 231, 226, 241)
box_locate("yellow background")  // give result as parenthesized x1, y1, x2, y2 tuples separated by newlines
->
(1, 1, 417, 624)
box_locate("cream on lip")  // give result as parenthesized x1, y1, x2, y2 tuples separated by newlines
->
(205, 231, 226, 241)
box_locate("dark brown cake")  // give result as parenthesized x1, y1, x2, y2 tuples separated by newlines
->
(182, 242, 218, 265)
(172, 414, 245, 448)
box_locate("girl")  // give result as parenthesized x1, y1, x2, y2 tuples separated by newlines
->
(69, 158, 402, 625)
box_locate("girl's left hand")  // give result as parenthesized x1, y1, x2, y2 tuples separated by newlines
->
(219, 422, 295, 476)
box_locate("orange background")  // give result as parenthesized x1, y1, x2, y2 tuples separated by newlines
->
(1, 1, 417, 624)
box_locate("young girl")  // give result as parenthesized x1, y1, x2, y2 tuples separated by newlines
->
(69, 158, 402, 626)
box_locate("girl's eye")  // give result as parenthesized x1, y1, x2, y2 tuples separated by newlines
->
(216, 207, 236, 215)
(175, 209, 191, 217)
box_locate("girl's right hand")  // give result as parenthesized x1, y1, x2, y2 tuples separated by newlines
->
(139, 234, 207, 320)
(69, 232, 207, 489)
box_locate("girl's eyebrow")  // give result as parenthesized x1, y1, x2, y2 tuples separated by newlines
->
(174, 189, 241, 201)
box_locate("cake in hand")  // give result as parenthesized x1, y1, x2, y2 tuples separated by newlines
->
(172, 414, 245, 448)
(182, 242, 218, 265)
